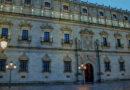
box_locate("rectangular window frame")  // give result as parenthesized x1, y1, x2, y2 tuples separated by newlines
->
(19, 60, 28, 72)
(0, 60, 6, 72)
(64, 61, 71, 73)
(43, 61, 50, 73)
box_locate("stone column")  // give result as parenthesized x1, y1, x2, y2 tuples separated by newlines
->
(13, 0, 22, 6)
(32, 0, 41, 9)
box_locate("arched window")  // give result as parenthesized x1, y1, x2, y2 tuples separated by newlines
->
(24, 0, 31, 6)
(63, 55, 72, 72)
(112, 14, 117, 20)
(82, 8, 87, 14)
(5, 0, 12, 5)
(104, 56, 111, 72)
(42, 54, 51, 73)
(99, 11, 104, 16)
(63, 5, 69, 13)
(0, 53, 6, 72)
(119, 57, 125, 71)
(45, 2, 50, 8)
(99, 11, 104, 19)
(124, 16, 128, 23)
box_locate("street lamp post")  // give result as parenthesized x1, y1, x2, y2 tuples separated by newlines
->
(95, 39, 101, 83)
(78, 64, 86, 84)
(6, 62, 16, 89)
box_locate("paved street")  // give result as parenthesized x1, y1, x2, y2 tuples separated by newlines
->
(0, 81, 130, 90)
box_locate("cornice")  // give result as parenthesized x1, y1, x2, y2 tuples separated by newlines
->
(0, 11, 129, 33)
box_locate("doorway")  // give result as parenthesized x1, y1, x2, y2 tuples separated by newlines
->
(85, 63, 94, 82)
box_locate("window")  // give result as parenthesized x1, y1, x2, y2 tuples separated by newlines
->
(117, 39, 121, 47)
(124, 16, 128, 21)
(105, 62, 111, 71)
(124, 16, 128, 23)
(63, 5, 68, 11)
(0, 60, 6, 71)
(64, 34, 70, 43)
(24, 0, 31, 5)
(99, 11, 104, 16)
(82, 8, 87, 14)
(45, 2, 50, 8)
(44, 32, 50, 42)
(129, 40, 130, 46)
(20, 60, 28, 72)
(43, 61, 50, 72)
(119, 62, 125, 71)
(6, 0, 12, 2)
(103, 37, 107, 46)
(22, 30, 28, 40)
(113, 14, 117, 19)
(1, 28, 8, 39)
(64, 61, 71, 72)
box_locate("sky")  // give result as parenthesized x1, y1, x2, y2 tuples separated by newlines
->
(82, 0, 130, 11)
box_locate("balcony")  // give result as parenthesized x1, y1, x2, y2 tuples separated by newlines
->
(62, 39, 73, 47)
(116, 43, 124, 49)
(101, 42, 110, 48)
(40, 37, 53, 45)
(18, 36, 31, 43)
(0, 34, 11, 42)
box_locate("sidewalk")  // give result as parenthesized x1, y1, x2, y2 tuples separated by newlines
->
(0, 81, 130, 90)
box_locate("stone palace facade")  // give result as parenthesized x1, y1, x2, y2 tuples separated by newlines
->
(0, 0, 130, 84)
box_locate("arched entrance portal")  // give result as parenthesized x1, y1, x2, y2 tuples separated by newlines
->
(85, 63, 94, 82)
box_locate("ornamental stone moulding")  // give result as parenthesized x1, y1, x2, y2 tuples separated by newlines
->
(0, 52, 7, 60)
(119, 56, 124, 62)
(126, 34, 130, 39)
(104, 56, 110, 62)
(19, 23, 32, 28)
(42, 54, 51, 61)
(0, 21, 13, 26)
(63, 55, 72, 61)
(114, 33, 122, 38)
(61, 26, 72, 32)
(100, 31, 109, 36)
(19, 53, 28, 60)
(80, 28, 94, 36)
(40, 24, 53, 30)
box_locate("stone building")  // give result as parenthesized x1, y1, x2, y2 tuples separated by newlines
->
(0, 0, 130, 84)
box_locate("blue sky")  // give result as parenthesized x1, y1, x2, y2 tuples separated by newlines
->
(82, 0, 130, 11)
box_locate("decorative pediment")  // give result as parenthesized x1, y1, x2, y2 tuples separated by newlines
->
(61, 26, 72, 32)
(0, 21, 13, 26)
(19, 23, 32, 28)
(114, 33, 122, 38)
(126, 34, 130, 39)
(19, 53, 28, 60)
(119, 56, 124, 62)
(0, 52, 7, 60)
(63, 55, 72, 61)
(42, 54, 51, 61)
(104, 56, 110, 62)
(100, 31, 109, 36)
(40, 24, 53, 30)
(80, 29, 94, 35)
